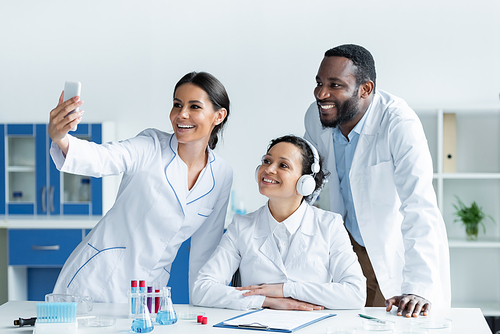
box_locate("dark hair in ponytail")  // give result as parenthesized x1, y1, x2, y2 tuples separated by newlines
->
(174, 72, 230, 149)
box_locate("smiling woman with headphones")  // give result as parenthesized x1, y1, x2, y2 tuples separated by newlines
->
(192, 135, 366, 311)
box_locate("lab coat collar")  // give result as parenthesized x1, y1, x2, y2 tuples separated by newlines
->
(254, 205, 273, 239)
(186, 150, 216, 205)
(254, 203, 317, 274)
(350, 92, 381, 168)
(164, 135, 217, 216)
(297, 204, 316, 236)
(168, 135, 216, 164)
(253, 205, 286, 274)
(353, 98, 371, 134)
(283, 204, 317, 265)
(267, 201, 307, 237)
(359, 91, 383, 136)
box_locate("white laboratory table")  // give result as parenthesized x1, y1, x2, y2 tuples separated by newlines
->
(0, 301, 492, 333)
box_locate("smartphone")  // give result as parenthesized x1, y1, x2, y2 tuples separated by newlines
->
(63, 81, 81, 131)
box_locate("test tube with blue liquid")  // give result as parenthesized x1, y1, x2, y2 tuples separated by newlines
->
(156, 286, 177, 325)
(131, 280, 137, 315)
(138, 280, 146, 313)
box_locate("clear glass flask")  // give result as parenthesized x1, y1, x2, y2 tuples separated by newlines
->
(156, 287, 177, 325)
(131, 292, 154, 333)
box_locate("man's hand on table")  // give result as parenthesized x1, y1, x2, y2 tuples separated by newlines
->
(386, 294, 431, 317)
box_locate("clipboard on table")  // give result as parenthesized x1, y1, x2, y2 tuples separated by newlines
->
(214, 309, 336, 333)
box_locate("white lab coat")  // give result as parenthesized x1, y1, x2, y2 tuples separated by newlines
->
(304, 90, 451, 308)
(50, 129, 232, 303)
(192, 202, 366, 310)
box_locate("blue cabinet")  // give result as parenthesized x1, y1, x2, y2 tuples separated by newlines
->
(7, 230, 192, 303)
(168, 238, 190, 304)
(8, 229, 86, 301)
(1, 123, 102, 215)
(9, 229, 84, 266)
(27, 268, 63, 301)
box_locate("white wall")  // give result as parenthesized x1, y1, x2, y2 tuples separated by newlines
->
(1, 0, 499, 212)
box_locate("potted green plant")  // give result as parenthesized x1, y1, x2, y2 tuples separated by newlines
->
(452, 195, 495, 241)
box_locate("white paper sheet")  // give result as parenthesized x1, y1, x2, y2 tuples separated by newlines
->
(223, 309, 334, 331)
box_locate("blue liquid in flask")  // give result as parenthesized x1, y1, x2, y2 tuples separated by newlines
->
(156, 286, 177, 325)
(156, 310, 177, 325)
(131, 292, 154, 333)
(131, 319, 154, 333)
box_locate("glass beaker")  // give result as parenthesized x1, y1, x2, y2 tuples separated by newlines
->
(45, 293, 93, 315)
(156, 287, 177, 325)
(131, 293, 154, 333)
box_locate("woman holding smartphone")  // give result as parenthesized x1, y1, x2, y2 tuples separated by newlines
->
(48, 72, 232, 303)
(192, 135, 365, 310)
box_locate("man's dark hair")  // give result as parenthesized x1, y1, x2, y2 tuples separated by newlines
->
(325, 44, 376, 91)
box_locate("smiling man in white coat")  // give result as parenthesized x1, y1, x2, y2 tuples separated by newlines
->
(304, 44, 451, 317)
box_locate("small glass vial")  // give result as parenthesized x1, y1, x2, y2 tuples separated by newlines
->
(79, 178, 90, 202)
(156, 287, 177, 325)
(13, 191, 23, 202)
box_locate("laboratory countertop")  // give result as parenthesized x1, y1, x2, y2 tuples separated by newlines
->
(0, 215, 101, 229)
(0, 301, 492, 333)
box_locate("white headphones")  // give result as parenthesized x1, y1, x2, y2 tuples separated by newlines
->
(296, 139, 320, 196)
(255, 138, 320, 197)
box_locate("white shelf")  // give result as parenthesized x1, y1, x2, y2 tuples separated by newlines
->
(418, 108, 500, 316)
(449, 238, 500, 248)
(443, 109, 500, 114)
(434, 173, 500, 179)
(0, 215, 101, 229)
(6, 166, 35, 172)
(439, 173, 500, 179)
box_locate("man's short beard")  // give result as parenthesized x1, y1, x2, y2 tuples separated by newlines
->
(319, 91, 360, 129)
